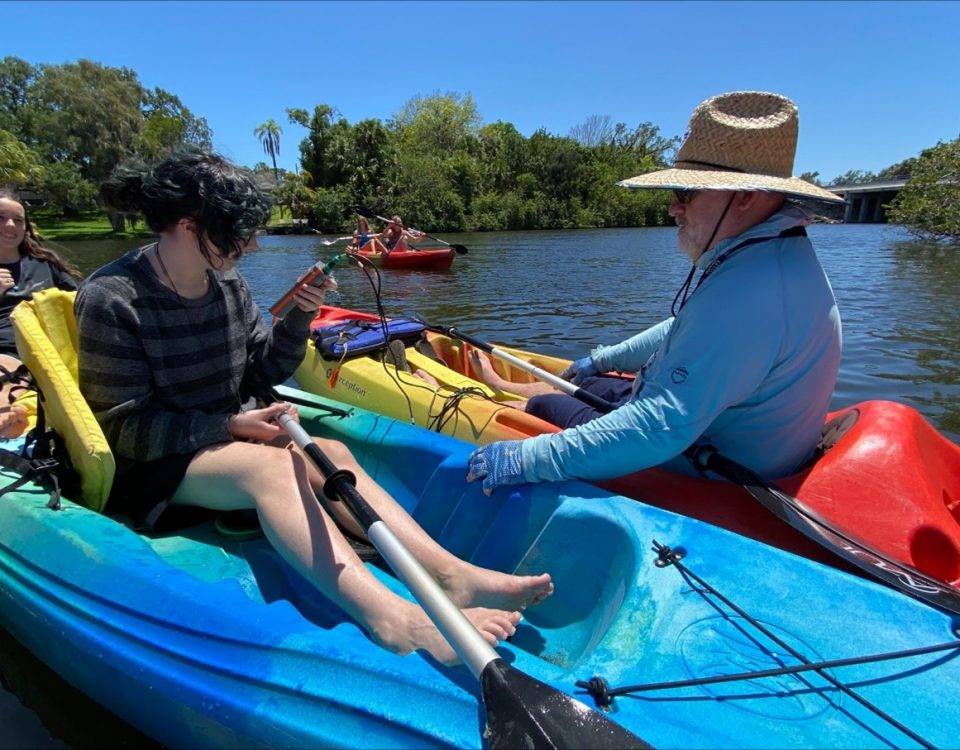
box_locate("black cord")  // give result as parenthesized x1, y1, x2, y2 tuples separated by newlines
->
(576, 541, 940, 749)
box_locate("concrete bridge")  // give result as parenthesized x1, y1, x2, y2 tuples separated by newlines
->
(823, 179, 907, 223)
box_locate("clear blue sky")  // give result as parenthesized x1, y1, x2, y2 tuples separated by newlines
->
(6, 1, 959, 181)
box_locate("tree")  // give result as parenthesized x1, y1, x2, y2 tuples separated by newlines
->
(254, 118, 282, 183)
(19, 60, 145, 184)
(829, 169, 877, 186)
(392, 92, 480, 154)
(0, 57, 36, 135)
(887, 138, 960, 240)
(877, 157, 917, 181)
(799, 171, 822, 186)
(569, 115, 614, 148)
(0, 128, 43, 185)
(138, 88, 211, 161)
(39, 161, 99, 216)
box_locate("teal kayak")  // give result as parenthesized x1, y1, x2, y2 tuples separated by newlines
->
(0, 386, 958, 748)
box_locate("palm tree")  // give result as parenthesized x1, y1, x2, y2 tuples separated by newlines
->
(254, 119, 282, 184)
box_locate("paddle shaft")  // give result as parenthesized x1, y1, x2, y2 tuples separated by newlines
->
(437, 326, 618, 415)
(277, 413, 499, 679)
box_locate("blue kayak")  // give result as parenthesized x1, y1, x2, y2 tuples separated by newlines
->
(0, 386, 958, 748)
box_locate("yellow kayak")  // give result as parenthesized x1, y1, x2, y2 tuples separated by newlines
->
(294, 305, 566, 444)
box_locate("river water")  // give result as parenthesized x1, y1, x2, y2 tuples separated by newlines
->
(4, 222, 959, 744)
(55, 222, 960, 439)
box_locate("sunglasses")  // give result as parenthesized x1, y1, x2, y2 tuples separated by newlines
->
(672, 189, 701, 205)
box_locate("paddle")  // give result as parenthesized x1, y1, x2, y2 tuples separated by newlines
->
(420, 322, 618, 414)
(319, 235, 355, 246)
(425, 324, 960, 615)
(356, 206, 469, 254)
(266, 389, 649, 749)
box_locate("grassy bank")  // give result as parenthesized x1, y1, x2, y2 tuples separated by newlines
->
(32, 208, 293, 241)
(30, 212, 153, 242)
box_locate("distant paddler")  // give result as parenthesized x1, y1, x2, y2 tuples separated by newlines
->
(380, 214, 425, 254)
(465, 91, 847, 494)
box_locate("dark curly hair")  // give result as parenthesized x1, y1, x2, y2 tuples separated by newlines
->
(0, 188, 82, 279)
(99, 147, 271, 264)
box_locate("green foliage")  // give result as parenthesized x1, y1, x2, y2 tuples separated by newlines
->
(39, 162, 99, 216)
(887, 139, 960, 240)
(877, 157, 917, 181)
(309, 186, 353, 232)
(273, 173, 315, 220)
(0, 128, 43, 185)
(283, 93, 674, 232)
(0, 56, 212, 220)
(830, 169, 877, 186)
(799, 171, 821, 186)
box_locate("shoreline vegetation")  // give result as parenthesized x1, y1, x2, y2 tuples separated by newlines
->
(3, 56, 958, 241)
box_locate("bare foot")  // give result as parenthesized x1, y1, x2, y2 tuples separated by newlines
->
(371, 601, 521, 666)
(468, 349, 508, 389)
(412, 368, 440, 387)
(440, 566, 554, 611)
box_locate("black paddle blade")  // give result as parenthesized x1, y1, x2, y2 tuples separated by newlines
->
(480, 659, 650, 749)
(451, 243, 469, 254)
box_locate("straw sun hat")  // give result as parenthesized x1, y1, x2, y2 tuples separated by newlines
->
(619, 91, 844, 204)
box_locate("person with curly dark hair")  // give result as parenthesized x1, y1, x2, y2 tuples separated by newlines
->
(77, 148, 551, 664)
(0, 188, 81, 438)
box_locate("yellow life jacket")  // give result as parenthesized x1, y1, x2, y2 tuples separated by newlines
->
(11, 288, 114, 511)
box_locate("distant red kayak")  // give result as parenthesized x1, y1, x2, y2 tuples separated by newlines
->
(357, 239, 455, 270)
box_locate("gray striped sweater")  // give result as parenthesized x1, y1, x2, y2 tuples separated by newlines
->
(76, 246, 313, 463)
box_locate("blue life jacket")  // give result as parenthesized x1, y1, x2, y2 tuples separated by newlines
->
(312, 318, 426, 360)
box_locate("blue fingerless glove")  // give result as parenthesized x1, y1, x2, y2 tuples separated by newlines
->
(558, 355, 599, 385)
(466, 440, 525, 496)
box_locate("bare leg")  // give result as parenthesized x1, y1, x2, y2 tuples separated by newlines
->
(268, 434, 553, 611)
(170, 441, 545, 663)
(468, 350, 556, 399)
(412, 368, 440, 386)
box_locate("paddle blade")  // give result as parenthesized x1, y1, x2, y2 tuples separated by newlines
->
(480, 659, 650, 749)
(451, 243, 469, 254)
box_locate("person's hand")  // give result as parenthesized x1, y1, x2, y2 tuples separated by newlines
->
(466, 440, 525, 496)
(228, 402, 297, 442)
(0, 268, 15, 296)
(294, 274, 337, 313)
(558, 355, 598, 385)
(0, 405, 28, 440)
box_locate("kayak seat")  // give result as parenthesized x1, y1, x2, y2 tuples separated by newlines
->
(11, 288, 114, 512)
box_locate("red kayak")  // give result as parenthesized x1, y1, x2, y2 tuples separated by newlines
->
(358, 239, 455, 270)
(301, 304, 960, 590)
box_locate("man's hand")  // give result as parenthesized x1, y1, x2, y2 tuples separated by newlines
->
(0, 268, 16, 296)
(558, 355, 598, 385)
(466, 440, 525, 496)
(228, 402, 298, 442)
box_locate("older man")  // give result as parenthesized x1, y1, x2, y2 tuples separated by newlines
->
(466, 91, 845, 494)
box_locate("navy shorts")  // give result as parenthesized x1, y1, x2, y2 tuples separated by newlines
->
(526, 376, 634, 429)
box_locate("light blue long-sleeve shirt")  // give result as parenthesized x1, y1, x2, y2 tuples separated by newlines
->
(519, 206, 842, 482)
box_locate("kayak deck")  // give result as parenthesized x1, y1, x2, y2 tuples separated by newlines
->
(1, 389, 959, 748)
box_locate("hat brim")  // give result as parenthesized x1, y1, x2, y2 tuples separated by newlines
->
(618, 168, 846, 205)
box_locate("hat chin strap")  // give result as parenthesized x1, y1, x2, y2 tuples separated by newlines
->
(671, 192, 738, 317)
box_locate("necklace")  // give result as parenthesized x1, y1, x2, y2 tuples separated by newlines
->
(153, 242, 207, 301)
